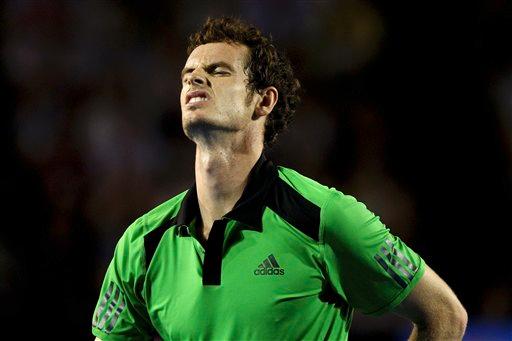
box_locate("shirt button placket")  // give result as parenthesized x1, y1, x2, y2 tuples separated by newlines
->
(202, 218, 228, 286)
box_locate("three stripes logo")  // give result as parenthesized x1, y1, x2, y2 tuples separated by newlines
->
(374, 239, 418, 289)
(254, 254, 285, 276)
(92, 281, 126, 334)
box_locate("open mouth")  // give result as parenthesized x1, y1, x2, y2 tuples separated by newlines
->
(186, 90, 211, 105)
(189, 96, 208, 104)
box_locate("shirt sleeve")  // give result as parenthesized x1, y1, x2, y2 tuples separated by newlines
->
(92, 217, 155, 340)
(320, 189, 426, 315)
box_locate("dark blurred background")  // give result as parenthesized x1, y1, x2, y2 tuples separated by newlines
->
(1, 1, 511, 340)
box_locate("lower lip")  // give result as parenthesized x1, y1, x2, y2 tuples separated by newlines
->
(186, 99, 210, 108)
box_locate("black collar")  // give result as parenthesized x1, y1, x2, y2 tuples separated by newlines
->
(175, 152, 279, 234)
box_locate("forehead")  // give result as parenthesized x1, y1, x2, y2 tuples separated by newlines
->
(185, 42, 249, 69)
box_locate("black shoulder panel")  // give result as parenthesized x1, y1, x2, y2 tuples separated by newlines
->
(267, 178, 321, 241)
(144, 216, 177, 268)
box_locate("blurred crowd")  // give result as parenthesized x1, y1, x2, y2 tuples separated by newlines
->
(1, 1, 511, 339)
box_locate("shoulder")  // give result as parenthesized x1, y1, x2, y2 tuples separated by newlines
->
(107, 188, 190, 276)
(276, 165, 359, 210)
(270, 165, 346, 242)
(118, 188, 189, 247)
(276, 165, 334, 207)
(321, 188, 377, 228)
(320, 186, 387, 248)
(276, 166, 381, 242)
(108, 189, 188, 267)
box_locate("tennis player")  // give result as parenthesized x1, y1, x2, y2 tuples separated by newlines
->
(92, 17, 467, 340)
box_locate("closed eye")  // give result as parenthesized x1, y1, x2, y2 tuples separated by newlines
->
(211, 69, 230, 76)
(180, 61, 234, 82)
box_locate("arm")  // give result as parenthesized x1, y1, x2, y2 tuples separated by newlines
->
(392, 264, 468, 341)
(91, 217, 155, 340)
(321, 189, 464, 335)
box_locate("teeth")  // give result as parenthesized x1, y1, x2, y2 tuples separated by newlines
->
(189, 96, 208, 103)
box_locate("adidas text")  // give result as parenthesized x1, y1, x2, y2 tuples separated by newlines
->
(254, 268, 285, 275)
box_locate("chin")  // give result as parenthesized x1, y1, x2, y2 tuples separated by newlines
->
(183, 116, 239, 141)
(184, 117, 221, 136)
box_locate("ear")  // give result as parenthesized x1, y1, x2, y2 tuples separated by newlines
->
(254, 86, 278, 118)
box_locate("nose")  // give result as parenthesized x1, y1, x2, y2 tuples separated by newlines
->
(185, 72, 206, 86)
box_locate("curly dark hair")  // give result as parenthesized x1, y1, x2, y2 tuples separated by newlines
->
(187, 16, 301, 147)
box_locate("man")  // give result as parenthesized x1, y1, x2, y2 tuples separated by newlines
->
(92, 17, 467, 340)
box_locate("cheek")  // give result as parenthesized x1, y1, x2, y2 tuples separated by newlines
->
(180, 89, 186, 104)
(212, 79, 251, 112)
(228, 83, 251, 106)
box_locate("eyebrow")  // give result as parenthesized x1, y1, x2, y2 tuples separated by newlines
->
(181, 61, 235, 79)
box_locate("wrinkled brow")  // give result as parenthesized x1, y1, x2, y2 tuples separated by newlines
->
(181, 61, 235, 79)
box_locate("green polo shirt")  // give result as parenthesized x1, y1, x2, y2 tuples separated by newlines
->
(91, 152, 425, 340)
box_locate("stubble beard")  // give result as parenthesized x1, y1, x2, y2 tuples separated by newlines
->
(182, 110, 239, 145)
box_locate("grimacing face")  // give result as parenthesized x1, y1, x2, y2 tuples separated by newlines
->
(180, 42, 261, 141)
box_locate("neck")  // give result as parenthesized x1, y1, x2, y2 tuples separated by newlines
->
(194, 135, 263, 240)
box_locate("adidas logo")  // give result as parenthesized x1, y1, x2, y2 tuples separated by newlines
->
(254, 254, 285, 276)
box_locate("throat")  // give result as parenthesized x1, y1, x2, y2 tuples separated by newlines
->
(195, 218, 212, 246)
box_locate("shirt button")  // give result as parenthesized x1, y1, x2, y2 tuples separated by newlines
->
(179, 225, 190, 236)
